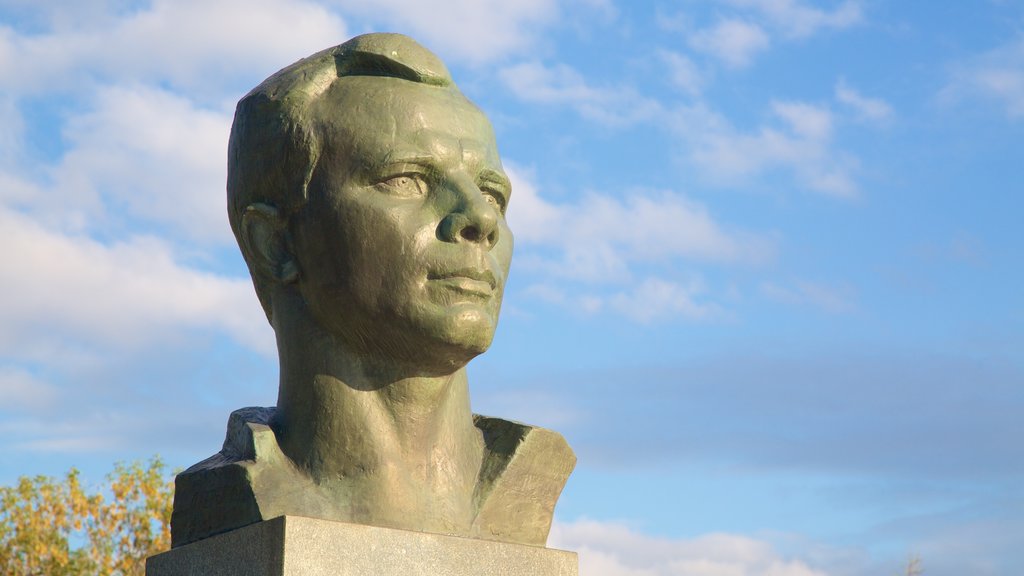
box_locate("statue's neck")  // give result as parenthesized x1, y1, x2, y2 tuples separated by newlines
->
(271, 315, 482, 485)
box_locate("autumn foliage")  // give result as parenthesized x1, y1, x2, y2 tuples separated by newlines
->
(0, 458, 173, 576)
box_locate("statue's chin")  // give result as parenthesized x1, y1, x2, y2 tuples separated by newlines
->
(285, 293, 501, 376)
(348, 304, 495, 377)
(422, 304, 498, 368)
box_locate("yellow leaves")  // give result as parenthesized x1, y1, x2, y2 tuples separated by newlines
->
(0, 457, 174, 576)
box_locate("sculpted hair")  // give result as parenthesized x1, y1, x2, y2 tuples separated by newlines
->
(227, 33, 454, 322)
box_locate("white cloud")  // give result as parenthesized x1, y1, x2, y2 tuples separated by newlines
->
(505, 165, 759, 322)
(772, 101, 833, 140)
(52, 85, 233, 245)
(499, 61, 662, 126)
(0, 0, 135, 30)
(1, 85, 234, 249)
(0, 400, 235, 464)
(499, 62, 604, 104)
(655, 8, 691, 33)
(504, 165, 564, 247)
(608, 277, 720, 322)
(526, 277, 720, 322)
(0, 207, 273, 359)
(550, 519, 829, 576)
(0, 0, 349, 97)
(331, 0, 559, 66)
(0, 405, 220, 454)
(678, 100, 859, 198)
(0, 0, 299, 463)
(506, 164, 771, 282)
(659, 50, 704, 96)
(689, 19, 770, 69)
(942, 36, 1024, 119)
(684, 1, 861, 69)
(496, 55, 862, 199)
(760, 279, 854, 312)
(720, 0, 863, 39)
(0, 368, 59, 413)
(835, 80, 893, 123)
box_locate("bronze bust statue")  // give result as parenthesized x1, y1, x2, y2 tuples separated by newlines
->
(171, 33, 575, 549)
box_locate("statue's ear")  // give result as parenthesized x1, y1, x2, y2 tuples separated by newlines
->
(240, 203, 299, 284)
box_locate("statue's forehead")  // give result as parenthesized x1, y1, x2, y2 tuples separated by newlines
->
(315, 77, 500, 162)
(319, 77, 489, 129)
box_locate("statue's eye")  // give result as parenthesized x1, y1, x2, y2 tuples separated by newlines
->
(478, 170, 510, 215)
(482, 189, 506, 214)
(378, 173, 428, 197)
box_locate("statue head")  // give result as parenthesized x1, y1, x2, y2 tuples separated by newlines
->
(227, 33, 513, 373)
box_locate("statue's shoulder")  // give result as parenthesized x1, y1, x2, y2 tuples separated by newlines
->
(171, 409, 577, 548)
(171, 407, 296, 547)
(472, 415, 577, 546)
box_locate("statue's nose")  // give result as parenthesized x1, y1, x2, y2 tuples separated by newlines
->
(438, 177, 499, 249)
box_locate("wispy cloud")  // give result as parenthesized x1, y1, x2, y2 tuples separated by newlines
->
(506, 164, 773, 281)
(835, 79, 893, 123)
(331, 0, 567, 65)
(0, 0, 346, 465)
(550, 519, 829, 576)
(773, 100, 833, 140)
(658, 51, 705, 97)
(0, 394, 236, 456)
(49, 85, 233, 244)
(0, 207, 272, 358)
(525, 276, 722, 323)
(761, 279, 855, 312)
(721, 0, 863, 39)
(499, 61, 662, 126)
(500, 63, 867, 197)
(689, 19, 771, 69)
(0, 2, 315, 366)
(0, 0, 349, 98)
(678, 100, 859, 197)
(683, 1, 863, 69)
(607, 277, 722, 322)
(504, 164, 768, 323)
(941, 35, 1024, 119)
(498, 54, 869, 199)
(0, 368, 59, 414)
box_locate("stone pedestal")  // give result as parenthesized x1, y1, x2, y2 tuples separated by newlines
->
(146, 515, 578, 576)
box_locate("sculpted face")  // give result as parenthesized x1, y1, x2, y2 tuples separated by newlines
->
(289, 77, 513, 371)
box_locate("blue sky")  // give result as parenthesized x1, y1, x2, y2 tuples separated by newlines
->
(1, 1, 1021, 574)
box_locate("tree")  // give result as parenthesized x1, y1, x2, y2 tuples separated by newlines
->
(0, 458, 173, 576)
(899, 554, 923, 576)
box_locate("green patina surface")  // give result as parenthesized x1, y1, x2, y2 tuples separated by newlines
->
(170, 33, 575, 549)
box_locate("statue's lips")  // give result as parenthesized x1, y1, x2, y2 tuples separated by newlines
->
(428, 268, 497, 296)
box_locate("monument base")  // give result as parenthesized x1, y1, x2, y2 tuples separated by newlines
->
(146, 515, 577, 576)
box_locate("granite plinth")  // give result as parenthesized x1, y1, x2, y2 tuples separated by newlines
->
(146, 515, 578, 576)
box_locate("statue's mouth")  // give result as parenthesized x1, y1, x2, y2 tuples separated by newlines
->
(428, 268, 497, 295)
